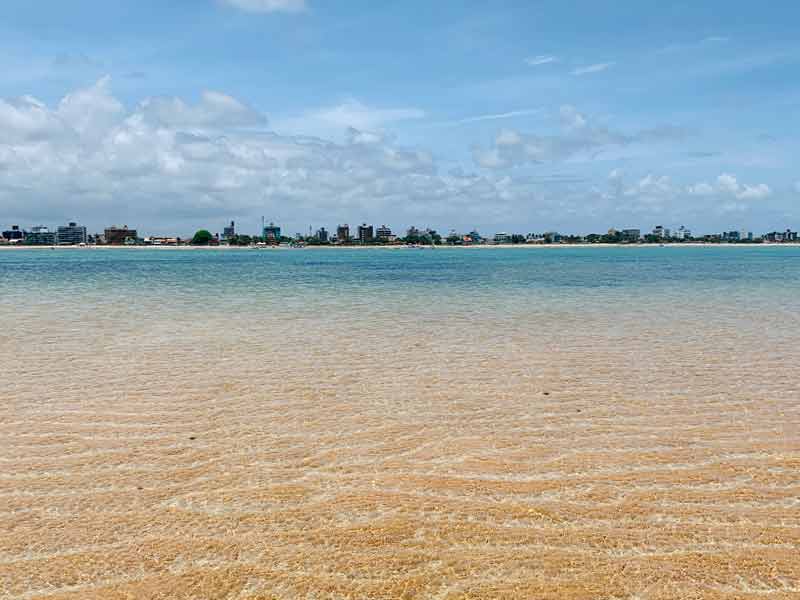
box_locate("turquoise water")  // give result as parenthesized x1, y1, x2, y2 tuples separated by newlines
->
(3, 245, 800, 295)
(4, 246, 799, 351)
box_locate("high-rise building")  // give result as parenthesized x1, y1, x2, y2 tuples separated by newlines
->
(336, 224, 350, 244)
(357, 223, 374, 244)
(26, 226, 57, 245)
(222, 221, 235, 240)
(57, 222, 87, 245)
(622, 229, 641, 242)
(316, 227, 329, 242)
(104, 226, 138, 245)
(653, 225, 665, 238)
(376, 225, 392, 242)
(2, 225, 24, 241)
(723, 231, 741, 242)
(262, 221, 281, 243)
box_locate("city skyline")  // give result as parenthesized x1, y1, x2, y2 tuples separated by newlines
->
(3, 217, 798, 246)
(1, 2, 799, 233)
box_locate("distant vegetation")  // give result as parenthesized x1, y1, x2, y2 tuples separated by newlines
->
(191, 230, 214, 245)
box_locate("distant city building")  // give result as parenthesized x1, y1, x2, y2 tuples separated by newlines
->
(376, 225, 393, 242)
(263, 221, 281, 243)
(222, 221, 235, 240)
(467, 230, 483, 244)
(723, 230, 741, 242)
(2, 225, 24, 241)
(316, 227, 329, 242)
(675, 226, 691, 240)
(26, 226, 56, 245)
(494, 232, 511, 244)
(543, 231, 561, 243)
(357, 223, 374, 244)
(104, 226, 138, 245)
(621, 229, 641, 242)
(57, 222, 87, 245)
(337, 224, 350, 244)
(764, 229, 798, 243)
(653, 225, 666, 238)
(144, 237, 179, 246)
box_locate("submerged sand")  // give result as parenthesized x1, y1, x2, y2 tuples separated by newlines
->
(1, 283, 799, 599)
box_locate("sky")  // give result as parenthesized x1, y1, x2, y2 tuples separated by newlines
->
(0, 0, 798, 237)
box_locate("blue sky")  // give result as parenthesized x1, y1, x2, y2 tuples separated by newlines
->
(0, 0, 798, 236)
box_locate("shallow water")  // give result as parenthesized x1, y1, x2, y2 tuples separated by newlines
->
(1, 247, 799, 599)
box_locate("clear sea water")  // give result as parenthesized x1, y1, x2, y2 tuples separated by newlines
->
(2, 246, 799, 599)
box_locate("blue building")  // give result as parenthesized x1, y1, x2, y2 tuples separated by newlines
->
(263, 221, 281, 242)
(2, 225, 24, 241)
(57, 222, 87, 245)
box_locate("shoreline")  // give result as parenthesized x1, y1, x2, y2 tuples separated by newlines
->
(2, 242, 800, 250)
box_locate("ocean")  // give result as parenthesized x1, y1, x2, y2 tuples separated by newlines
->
(2, 246, 799, 599)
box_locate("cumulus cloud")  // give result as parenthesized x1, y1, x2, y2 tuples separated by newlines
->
(572, 62, 615, 76)
(0, 79, 522, 232)
(138, 91, 266, 129)
(0, 79, 784, 235)
(689, 174, 772, 200)
(473, 105, 686, 169)
(220, 0, 306, 13)
(602, 170, 677, 210)
(687, 182, 714, 196)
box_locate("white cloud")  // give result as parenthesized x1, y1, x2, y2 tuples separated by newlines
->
(0, 79, 524, 232)
(687, 182, 715, 196)
(559, 105, 587, 129)
(625, 174, 673, 197)
(220, 0, 306, 13)
(687, 173, 772, 200)
(137, 91, 265, 129)
(0, 80, 785, 235)
(274, 99, 425, 139)
(572, 62, 615, 76)
(525, 55, 557, 66)
(473, 106, 685, 169)
(437, 108, 542, 126)
(473, 147, 510, 169)
(0, 96, 66, 142)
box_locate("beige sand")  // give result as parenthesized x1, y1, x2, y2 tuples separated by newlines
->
(1, 300, 799, 599)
